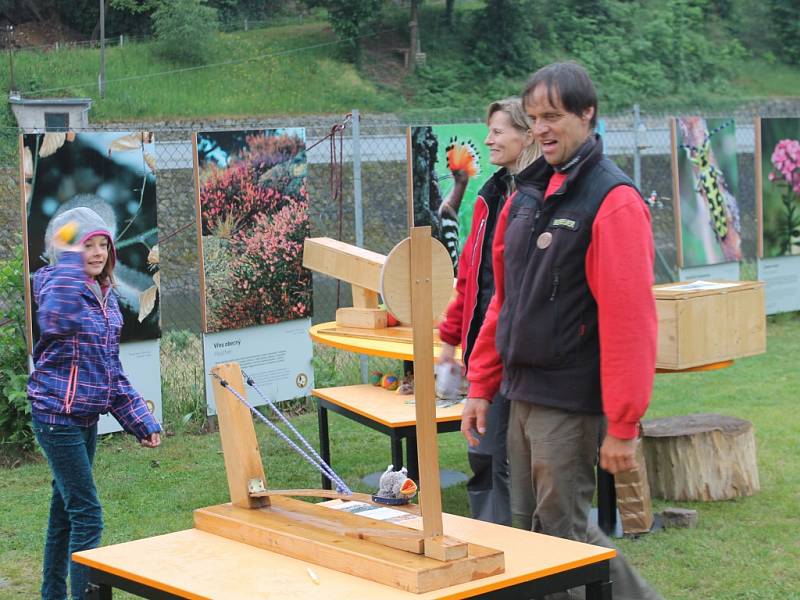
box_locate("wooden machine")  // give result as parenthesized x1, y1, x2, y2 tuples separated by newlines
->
(194, 228, 504, 594)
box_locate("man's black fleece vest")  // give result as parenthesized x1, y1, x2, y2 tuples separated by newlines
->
(496, 148, 638, 414)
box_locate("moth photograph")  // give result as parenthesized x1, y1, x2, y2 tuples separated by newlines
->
(671, 116, 743, 268)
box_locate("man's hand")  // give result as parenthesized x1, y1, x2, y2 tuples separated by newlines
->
(438, 342, 456, 365)
(461, 397, 490, 447)
(140, 432, 161, 448)
(599, 434, 637, 474)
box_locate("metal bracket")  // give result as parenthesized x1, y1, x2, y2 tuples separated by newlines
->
(248, 477, 267, 496)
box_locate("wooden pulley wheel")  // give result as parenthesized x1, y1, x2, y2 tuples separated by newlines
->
(379, 236, 454, 324)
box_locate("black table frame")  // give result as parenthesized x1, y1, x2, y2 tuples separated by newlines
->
(316, 396, 462, 488)
(85, 559, 612, 599)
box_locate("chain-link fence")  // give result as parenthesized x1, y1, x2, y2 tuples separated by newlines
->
(1, 102, 798, 419)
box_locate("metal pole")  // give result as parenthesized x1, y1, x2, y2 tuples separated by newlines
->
(99, 0, 106, 98)
(352, 109, 369, 384)
(633, 104, 641, 190)
(8, 50, 16, 92)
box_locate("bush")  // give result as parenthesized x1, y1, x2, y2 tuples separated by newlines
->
(152, 0, 219, 64)
(0, 243, 34, 458)
(159, 329, 207, 432)
(199, 132, 312, 332)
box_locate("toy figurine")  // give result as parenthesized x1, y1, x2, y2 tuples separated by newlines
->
(373, 465, 418, 505)
(380, 373, 399, 391)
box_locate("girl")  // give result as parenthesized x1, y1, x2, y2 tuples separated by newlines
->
(437, 98, 539, 525)
(29, 205, 161, 600)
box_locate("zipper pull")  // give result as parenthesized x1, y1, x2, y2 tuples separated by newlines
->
(550, 270, 560, 301)
(531, 209, 542, 233)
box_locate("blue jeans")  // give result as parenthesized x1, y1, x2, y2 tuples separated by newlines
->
(33, 420, 103, 600)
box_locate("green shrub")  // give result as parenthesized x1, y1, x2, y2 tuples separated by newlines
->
(152, 0, 219, 64)
(159, 329, 207, 432)
(0, 242, 34, 457)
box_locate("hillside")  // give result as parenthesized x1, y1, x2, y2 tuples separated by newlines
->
(2, 5, 799, 128)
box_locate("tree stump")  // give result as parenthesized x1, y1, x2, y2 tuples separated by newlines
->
(641, 414, 759, 501)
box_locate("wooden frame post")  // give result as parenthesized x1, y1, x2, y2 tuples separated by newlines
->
(210, 363, 269, 509)
(409, 227, 467, 560)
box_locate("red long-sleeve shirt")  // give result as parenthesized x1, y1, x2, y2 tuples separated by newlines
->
(467, 172, 657, 439)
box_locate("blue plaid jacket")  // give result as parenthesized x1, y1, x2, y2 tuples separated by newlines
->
(28, 251, 160, 440)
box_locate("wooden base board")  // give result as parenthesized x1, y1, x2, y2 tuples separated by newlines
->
(194, 498, 504, 594)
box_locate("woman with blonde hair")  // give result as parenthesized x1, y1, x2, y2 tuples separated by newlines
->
(437, 97, 539, 524)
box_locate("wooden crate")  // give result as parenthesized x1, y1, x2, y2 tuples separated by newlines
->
(654, 280, 766, 370)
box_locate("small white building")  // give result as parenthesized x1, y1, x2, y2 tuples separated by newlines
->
(9, 93, 92, 131)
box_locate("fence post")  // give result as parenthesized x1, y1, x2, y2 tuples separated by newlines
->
(633, 104, 642, 190)
(120, 34, 123, 47)
(352, 109, 369, 384)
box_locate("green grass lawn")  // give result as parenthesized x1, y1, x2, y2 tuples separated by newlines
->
(5, 21, 399, 120)
(733, 59, 800, 101)
(2, 316, 800, 598)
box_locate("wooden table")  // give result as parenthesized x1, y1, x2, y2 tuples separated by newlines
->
(74, 510, 615, 599)
(311, 322, 710, 537)
(309, 321, 458, 361)
(313, 384, 464, 488)
(310, 322, 466, 489)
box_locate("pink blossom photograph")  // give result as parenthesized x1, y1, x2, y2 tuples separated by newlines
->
(758, 118, 800, 257)
(193, 128, 312, 333)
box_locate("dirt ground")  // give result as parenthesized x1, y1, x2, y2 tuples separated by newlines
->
(0, 18, 82, 50)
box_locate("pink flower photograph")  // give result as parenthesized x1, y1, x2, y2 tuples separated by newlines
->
(194, 129, 312, 332)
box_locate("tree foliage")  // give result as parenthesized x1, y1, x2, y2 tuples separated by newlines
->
(303, 0, 383, 65)
(151, 0, 219, 64)
(769, 0, 800, 66)
(0, 242, 34, 456)
(413, 0, 746, 112)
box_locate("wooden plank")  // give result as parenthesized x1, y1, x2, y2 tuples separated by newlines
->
(18, 134, 34, 355)
(194, 500, 504, 594)
(261, 489, 421, 516)
(210, 363, 269, 509)
(653, 280, 762, 299)
(424, 535, 469, 561)
(192, 133, 210, 333)
(235, 494, 425, 554)
(336, 307, 388, 329)
(303, 237, 385, 291)
(350, 285, 380, 309)
(311, 385, 463, 428)
(408, 227, 445, 547)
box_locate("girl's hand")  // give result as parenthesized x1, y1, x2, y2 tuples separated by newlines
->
(140, 432, 161, 448)
(53, 238, 84, 254)
(53, 222, 83, 253)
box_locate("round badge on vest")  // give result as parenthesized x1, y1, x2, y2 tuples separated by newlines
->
(537, 231, 553, 249)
